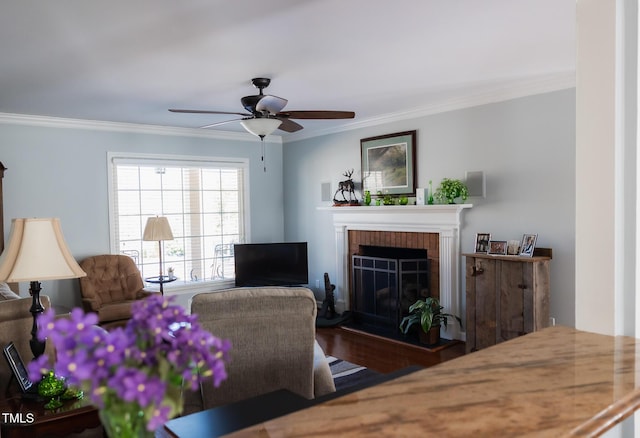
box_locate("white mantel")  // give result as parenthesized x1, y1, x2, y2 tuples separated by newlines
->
(319, 204, 472, 340)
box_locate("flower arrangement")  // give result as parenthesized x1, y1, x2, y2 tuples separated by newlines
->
(434, 178, 469, 204)
(28, 294, 230, 436)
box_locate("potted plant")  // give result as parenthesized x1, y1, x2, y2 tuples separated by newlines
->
(399, 297, 462, 346)
(434, 178, 469, 204)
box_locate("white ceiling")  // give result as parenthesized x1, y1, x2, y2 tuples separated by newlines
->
(0, 0, 575, 140)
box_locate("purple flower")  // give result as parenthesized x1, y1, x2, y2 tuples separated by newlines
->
(33, 294, 229, 429)
(35, 308, 56, 341)
(110, 368, 164, 407)
(27, 354, 51, 382)
(55, 308, 98, 335)
(147, 405, 172, 431)
(55, 347, 94, 383)
(93, 329, 126, 360)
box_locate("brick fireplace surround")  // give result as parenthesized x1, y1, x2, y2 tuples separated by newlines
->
(321, 204, 472, 340)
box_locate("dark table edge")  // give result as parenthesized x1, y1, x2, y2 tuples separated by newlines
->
(162, 365, 423, 437)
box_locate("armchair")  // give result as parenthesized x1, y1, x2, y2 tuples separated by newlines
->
(78, 255, 154, 328)
(184, 286, 335, 414)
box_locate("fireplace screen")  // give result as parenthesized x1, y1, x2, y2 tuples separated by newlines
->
(352, 248, 428, 334)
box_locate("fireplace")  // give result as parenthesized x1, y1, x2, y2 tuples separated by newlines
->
(351, 245, 429, 335)
(320, 204, 471, 341)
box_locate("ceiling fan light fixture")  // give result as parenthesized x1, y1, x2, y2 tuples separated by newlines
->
(241, 118, 282, 138)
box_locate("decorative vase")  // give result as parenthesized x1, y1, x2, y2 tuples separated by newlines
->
(364, 190, 371, 206)
(428, 181, 434, 205)
(38, 371, 66, 409)
(99, 405, 155, 438)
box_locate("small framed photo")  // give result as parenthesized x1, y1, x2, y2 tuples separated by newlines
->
(3, 342, 34, 393)
(488, 240, 507, 255)
(507, 240, 520, 256)
(519, 234, 538, 257)
(474, 233, 491, 253)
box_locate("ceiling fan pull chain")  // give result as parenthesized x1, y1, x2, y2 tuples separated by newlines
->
(260, 136, 266, 172)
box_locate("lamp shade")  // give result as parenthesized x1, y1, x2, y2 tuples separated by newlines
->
(143, 217, 174, 241)
(240, 118, 282, 137)
(0, 218, 86, 282)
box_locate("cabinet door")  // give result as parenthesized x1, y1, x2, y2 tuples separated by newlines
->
(530, 260, 551, 331)
(471, 257, 497, 351)
(498, 261, 528, 342)
(465, 258, 477, 353)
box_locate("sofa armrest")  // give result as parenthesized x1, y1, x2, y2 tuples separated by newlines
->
(81, 298, 100, 312)
(136, 289, 157, 299)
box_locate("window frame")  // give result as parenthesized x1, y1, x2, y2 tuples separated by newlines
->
(107, 152, 251, 291)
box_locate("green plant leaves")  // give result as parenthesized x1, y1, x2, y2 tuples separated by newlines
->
(434, 178, 469, 204)
(399, 296, 462, 334)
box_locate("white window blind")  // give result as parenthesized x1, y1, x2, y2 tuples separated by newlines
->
(108, 154, 248, 285)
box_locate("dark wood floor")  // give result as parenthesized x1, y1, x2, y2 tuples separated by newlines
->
(316, 326, 466, 374)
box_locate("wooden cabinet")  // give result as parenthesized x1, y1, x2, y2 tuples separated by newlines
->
(464, 251, 551, 353)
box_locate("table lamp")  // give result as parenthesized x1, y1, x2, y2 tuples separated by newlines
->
(143, 216, 174, 293)
(0, 218, 86, 358)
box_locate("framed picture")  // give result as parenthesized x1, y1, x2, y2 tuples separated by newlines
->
(520, 234, 538, 257)
(507, 240, 521, 255)
(3, 342, 34, 393)
(488, 240, 507, 255)
(361, 130, 417, 196)
(474, 233, 491, 253)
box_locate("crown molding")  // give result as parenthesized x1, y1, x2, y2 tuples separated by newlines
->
(0, 113, 283, 145)
(285, 72, 576, 142)
(0, 72, 574, 145)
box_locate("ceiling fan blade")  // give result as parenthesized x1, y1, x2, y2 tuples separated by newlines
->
(169, 109, 250, 117)
(277, 118, 304, 133)
(277, 110, 355, 120)
(199, 118, 245, 129)
(256, 95, 288, 115)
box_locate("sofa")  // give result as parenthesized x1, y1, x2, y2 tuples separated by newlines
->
(183, 286, 335, 414)
(0, 286, 55, 392)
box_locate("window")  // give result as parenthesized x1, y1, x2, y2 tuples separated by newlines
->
(108, 153, 249, 286)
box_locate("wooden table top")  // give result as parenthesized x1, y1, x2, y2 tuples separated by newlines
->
(224, 326, 640, 437)
(0, 393, 100, 437)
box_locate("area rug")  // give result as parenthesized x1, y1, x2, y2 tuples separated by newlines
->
(327, 356, 381, 392)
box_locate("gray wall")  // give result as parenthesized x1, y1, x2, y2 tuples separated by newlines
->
(283, 88, 576, 328)
(0, 88, 576, 326)
(0, 123, 285, 309)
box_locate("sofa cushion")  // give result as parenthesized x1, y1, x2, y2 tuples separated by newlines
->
(97, 300, 137, 323)
(0, 282, 19, 301)
(313, 340, 335, 397)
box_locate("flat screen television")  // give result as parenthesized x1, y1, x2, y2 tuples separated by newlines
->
(234, 242, 309, 287)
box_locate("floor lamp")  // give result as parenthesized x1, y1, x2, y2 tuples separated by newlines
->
(0, 218, 86, 358)
(143, 216, 174, 294)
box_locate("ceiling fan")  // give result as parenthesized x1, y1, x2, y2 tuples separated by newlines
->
(169, 77, 355, 137)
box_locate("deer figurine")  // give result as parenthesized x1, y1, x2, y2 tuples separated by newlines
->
(333, 169, 356, 204)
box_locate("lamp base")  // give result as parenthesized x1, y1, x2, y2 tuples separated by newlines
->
(29, 281, 46, 359)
